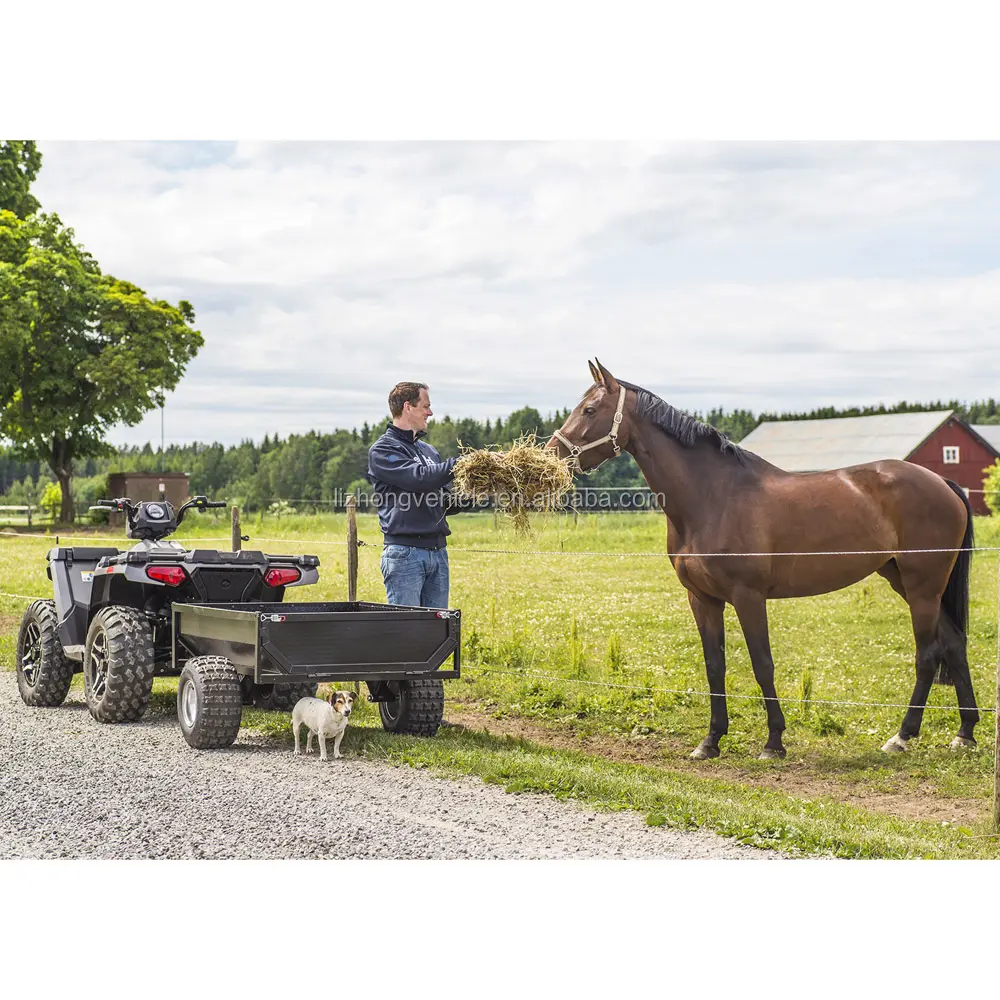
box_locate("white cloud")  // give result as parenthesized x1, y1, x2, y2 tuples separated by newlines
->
(27, 141, 1000, 445)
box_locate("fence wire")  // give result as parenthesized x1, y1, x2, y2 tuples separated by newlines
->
(2, 582, 988, 717)
(3, 521, 999, 720)
(467, 663, 995, 714)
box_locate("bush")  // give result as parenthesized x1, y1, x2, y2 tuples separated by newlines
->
(39, 482, 61, 520)
(983, 459, 1000, 516)
(267, 500, 297, 518)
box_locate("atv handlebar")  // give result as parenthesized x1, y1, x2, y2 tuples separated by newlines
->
(176, 496, 227, 523)
(90, 496, 228, 519)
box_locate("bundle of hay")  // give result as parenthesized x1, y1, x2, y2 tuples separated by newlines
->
(453, 434, 574, 534)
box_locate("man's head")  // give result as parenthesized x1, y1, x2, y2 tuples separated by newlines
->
(389, 381, 433, 433)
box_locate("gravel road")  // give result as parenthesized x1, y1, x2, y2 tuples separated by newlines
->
(0, 674, 780, 860)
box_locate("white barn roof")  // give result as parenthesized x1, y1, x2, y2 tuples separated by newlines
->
(738, 411, 953, 471)
(971, 424, 1000, 454)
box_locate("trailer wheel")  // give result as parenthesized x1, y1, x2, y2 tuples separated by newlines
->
(242, 680, 318, 711)
(177, 656, 243, 749)
(83, 606, 155, 723)
(16, 600, 74, 708)
(377, 678, 445, 736)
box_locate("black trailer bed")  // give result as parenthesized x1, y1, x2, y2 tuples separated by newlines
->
(172, 601, 460, 684)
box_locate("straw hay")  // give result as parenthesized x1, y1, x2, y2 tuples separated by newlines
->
(453, 434, 574, 534)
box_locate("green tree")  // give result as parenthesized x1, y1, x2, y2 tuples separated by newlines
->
(0, 210, 203, 521)
(0, 141, 42, 219)
(983, 459, 1000, 517)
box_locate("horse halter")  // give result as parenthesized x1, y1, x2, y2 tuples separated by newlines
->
(551, 386, 627, 474)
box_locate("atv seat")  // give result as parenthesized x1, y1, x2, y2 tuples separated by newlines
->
(67, 546, 120, 563)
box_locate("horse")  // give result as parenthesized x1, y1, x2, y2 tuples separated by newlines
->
(547, 358, 979, 760)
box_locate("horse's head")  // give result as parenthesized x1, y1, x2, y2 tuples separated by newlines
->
(547, 359, 631, 473)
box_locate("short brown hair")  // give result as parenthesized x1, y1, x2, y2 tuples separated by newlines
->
(388, 381, 428, 418)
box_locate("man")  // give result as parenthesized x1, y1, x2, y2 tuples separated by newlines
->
(367, 381, 458, 608)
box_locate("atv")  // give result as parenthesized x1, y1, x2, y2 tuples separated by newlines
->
(15, 495, 321, 723)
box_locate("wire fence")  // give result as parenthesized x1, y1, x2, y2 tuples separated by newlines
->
(469, 662, 996, 713)
(3, 518, 999, 724)
(3, 529, 1000, 558)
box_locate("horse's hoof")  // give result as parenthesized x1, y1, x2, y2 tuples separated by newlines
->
(690, 744, 719, 760)
(950, 736, 977, 751)
(758, 747, 786, 761)
(881, 734, 908, 753)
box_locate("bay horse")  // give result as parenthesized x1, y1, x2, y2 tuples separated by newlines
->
(548, 359, 979, 760)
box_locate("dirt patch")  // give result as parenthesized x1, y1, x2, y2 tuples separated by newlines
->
(444, 700, 985, 826)
(0, 612, 20, 637)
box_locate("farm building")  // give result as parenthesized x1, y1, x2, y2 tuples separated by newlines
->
(971, 423, 1000, 455)
(739, 411, 1000, 515)
(105, 472, 190, 525)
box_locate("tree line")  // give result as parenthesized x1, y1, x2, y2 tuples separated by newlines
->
(3, 398, 999, 516)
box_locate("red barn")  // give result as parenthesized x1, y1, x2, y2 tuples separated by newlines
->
(739, 410, 1000, 516)
(907, 419, 999, 515)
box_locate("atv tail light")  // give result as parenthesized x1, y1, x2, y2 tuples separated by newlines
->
(264, 567, 301, 587)
(146, 565, 188, 586)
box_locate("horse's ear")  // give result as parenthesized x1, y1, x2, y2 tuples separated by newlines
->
(588, 360, 601, 384)
(595, 358, 619, 393)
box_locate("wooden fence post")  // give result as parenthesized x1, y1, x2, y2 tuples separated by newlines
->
(347, 495, 358, 602)
(993, 552, 1000, 832)
(231, 506, 242, 552)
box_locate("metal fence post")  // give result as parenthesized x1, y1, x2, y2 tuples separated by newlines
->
(347, 495, 358, 602)
(231, 506, 242, 552)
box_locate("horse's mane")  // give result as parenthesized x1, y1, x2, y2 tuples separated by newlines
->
(610, 379, 754, 465)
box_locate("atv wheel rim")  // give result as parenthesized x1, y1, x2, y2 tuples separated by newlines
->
(88, 630, 109, 700)
(21, 621, 41, 686)
(382, 682, 402, 724)
(181, 680, 199, 728)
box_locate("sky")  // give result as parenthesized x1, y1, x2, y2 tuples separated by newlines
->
(31, 140, 1000, 447)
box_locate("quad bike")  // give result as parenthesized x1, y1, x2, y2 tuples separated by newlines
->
(15, 495, 461, 748)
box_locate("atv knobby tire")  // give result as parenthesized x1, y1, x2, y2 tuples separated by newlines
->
(177, 656, 242, 749)
(242, 680, 317, 711)
(377, 678, 445, 736)
(83, 605, 155, 723)
(16, 600, 74, 708)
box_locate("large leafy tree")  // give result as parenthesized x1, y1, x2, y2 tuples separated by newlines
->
(0, 141, 43, 219)
(0, 209, 203, 521)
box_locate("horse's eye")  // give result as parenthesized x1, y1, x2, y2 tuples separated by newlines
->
(583, 406, 596, 415)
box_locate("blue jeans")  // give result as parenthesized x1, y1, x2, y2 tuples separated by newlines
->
(380, 544, 450, 608)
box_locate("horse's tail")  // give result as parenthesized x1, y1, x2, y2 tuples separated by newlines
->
(935, 479, 974, 685)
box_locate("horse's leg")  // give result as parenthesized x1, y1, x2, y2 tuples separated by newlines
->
(938, 614, 980, 749)
(883, 595, 942, 753)
(687, 590, 727, 760)
(876, 559, 905, 600)
(731, 590, 786, 760)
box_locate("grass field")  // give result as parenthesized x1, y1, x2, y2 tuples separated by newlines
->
(3, 509, 1000, 857)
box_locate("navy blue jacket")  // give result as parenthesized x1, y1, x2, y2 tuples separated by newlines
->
(367, 424, 459, 549)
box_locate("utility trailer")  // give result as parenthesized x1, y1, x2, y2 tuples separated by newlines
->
(172, 600, 460, 748)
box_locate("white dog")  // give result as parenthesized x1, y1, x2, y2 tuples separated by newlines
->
(291, 692, 354, 761)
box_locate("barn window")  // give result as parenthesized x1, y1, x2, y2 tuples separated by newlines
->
(943, 446, 960, 464)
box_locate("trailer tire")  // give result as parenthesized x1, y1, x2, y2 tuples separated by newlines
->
(242, 680, 318, 711)
(377, 678, 445, 736)
(83, 606, 155, 723)
(16, 600, 74, 708)
(178, 656, 243, 749)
